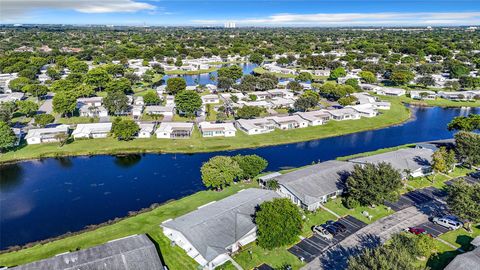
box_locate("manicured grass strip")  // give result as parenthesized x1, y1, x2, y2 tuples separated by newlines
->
(165, 67, 218, 75)
(438, 224, 480, 250)
(253, 67, 328, 80)
(0, 98, 410, 164)
(0, 182, 257, 268)
(323, 198, 392, 224)
(395, 95, 480, 108)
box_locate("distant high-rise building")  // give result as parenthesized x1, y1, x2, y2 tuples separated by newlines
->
(224, 22, 236, 28)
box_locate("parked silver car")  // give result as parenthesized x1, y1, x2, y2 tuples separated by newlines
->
(432, 216, 463, 230)
(313, 225, 333, 240)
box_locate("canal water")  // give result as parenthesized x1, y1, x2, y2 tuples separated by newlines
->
(0, 106, 478, 249)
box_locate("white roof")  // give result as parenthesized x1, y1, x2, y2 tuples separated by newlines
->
(156, 122, 194, 133)
(236, 118, 273, 130)
(295, 110, 330, 121)
(347, 103, 377, 114)
(326, 108, 359, 117)
(267, 115, 308, 125)
(201, 94, 219, 100)
(138, 123, 155, 133)
(25, 125, 69, 139)
(198, 122, 236, 132)
(72, 123, 112, 135)
(145, 105, 174, 113)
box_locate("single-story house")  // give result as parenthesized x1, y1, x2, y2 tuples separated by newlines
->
(269, 97, 295, 108)
(235, 118, 276, 135)
(201, 94, 220, 104)
(352, 92, 377, 104)
(266, 115, 309, 130)
(0, 92, 24, 103)
(156, 122, 194, 139)
(251, 91, 270, 101)
(274, 160, 356, 211)
(295, 111, 330, 126)
(162, 188, 280, 270)
(165, 95, 175, 106)
(347, 104, 378, 118)
(12, 127, 23, 146)
(359, 83, 380, 91)
(326, 108, 361, 121)
(77, 96, 103, 107)
(198, 122, 237, 137)
(374, 101, 391, 110)
(25, 125, 70, 145)
(444, 236, 480, 270)
(137, 122, 155, 138)
(72, 122, 112, 139)
(131, 105, 144, 119)
(267, 89, 294, 99)
(375, 87, 406, 96)
(438, 90, 480, 101)
(410, 90, 437, 100)
(9, 234, 164, 270)
(349, 147, 435, 178)
(145, 105, 174, 116)
(79, 104, 108, 118)
(237, 100, 273, 109)
(133, 96, 144, 106)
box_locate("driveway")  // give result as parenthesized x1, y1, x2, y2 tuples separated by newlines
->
(301, 206, 430, 270)
(38, 92, 54, 114)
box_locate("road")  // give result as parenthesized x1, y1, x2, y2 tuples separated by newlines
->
(301, 206, 430, 270)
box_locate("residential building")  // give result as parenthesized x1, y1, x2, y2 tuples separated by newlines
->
(349, 147, 435, 178)
(162, 188, 280, 270)
(326, 108, 361, 121)
(9, 234, 164, 270)
(438, 91, 480, 101)
(72, 123, 112, 139)
(267, 89, 294, 99)
(251, 91, 270, 101)
(444, 236, 480, 270)
(79, 105, 108, 118)
(137, 122, 155, 138)
(25, 125, 69, 145)
(375, 87, 406, 96)
(410, 90, 437, 100)
(270, 97, 295, 108)
(12, 128, 23, 146)
(133, 96, 144, 106)
(156, 122, 194, 139)
(131, 105, 144, 119)
(145, 105, 174, 116)
(266, 115, 309, 130)
(347, 104, 378, 118)
(201, 94, 220, 104)
(235, 118, 276, 135)
(77, 97, 103, 107)
(0, 73, 17, 93)
(0, 92, 24, 103)
(295, 111, 330, 126)
(198, 122, 237, 137)
(274, 160, 355, 211)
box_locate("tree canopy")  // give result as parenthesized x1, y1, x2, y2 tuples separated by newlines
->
(0, 121, 16, 152)
(200, 156, 243, 190)
(232, 154, 268, 180)
(174, 91, 202, 118)
(111, 118, 139, 140)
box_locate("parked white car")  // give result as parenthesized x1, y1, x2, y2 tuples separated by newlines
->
(313, 225, 333, 240)
(432, 216, 463, 230)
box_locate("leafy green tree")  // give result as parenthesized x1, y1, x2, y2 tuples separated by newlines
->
(454, 131, 480, 167)
(53, 91, 77, 116)
(22, 84, 49, 97)
(34, 114, 55, 127)
(16, 100, 38, 117)
(417, 76, 435, 87)
(294, 90, 320, 111)
(446, 180, 480, 231)
(329, 67, 347, 80)
(345, 78, 360, 91)
(68, 61, 89, 74)
(266, 180, 280, 190)
(105, 78, 132, 94)
(0, 121, 16, 152)
(84, 67, 111, 91)
(319, 82, 355, 101)
(200, 156, 242, 190)
(104, 64, 125, 77)
(216, 111, 227, 122)
(143, 91, 160, 105)
(174, 91, 202, 118)
(359, 71, 377, 83)
(346, 162, 402, 207)
(448, 114, 480, 132)
(249, 52, 264, 65)
(104, 91, 129, 115)
(8, 77, 30, 92)
(111, 118, 139, 140)
(74, 84, 95, 98)
(236, 105, 264, 119)
(50, 79, 79, 93)
(255, 198, 303, 249)
(296, 72, 313, 82)
(217, 65, 243, 80)
(390, 70, 414, 85)
(46, 67, 61, 80)
(232, 154, 268, 180)
(0, 102, 16, 122)
(338, 95, 358, 106)
(449, 63, 470, 79)
(218, 77, 235, 91)
(166, 77, 186, 95)
(287, 81, 303, 92)
(432, 147, 456, 174)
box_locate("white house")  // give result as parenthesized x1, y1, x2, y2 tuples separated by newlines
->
(79, 105, 108, 118)
(267, 89, 294, 99)
(131, 105, 144, 119)
(375, 87, 406, 96)
(201, 94, 220, 104)
(156, 122, 194, 139)
(72, 123, 112, 139)
(0, 92, 24, 103)
(145, 105, 174, 116)
(235, 118, 276, 135)
(347, 104, 378, 118)
(137, 122, 155, 138)
(77, 97, 103, 107)
(25, 125, 70, 145)
(251, 91, 270, 101)
(162, 188, 280, 270)
(325, 108, 361, 121)
(270, 97, 295, 109)
(198, 122, 236, 137)
(410, 90, 437, 100)
(133, 96, 144, 106)
(266, 115, 309, 130)
(295, 110, 330, 126)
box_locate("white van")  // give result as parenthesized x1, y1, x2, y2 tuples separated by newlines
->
(432, 216, 463, 230)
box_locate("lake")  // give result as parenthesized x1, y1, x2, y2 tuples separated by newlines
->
(0, 106, 478, 249)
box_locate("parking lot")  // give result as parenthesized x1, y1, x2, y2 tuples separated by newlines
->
(416, 221, 451, 237)
(288, 215, 367, 262)
(384, 188, 434, 212)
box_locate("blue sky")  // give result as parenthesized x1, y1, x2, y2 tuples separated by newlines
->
(1, 0, 480, 26)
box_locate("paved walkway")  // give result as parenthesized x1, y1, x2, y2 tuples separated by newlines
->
(301, 206, 429, 270)
(318, 204, 341, 219)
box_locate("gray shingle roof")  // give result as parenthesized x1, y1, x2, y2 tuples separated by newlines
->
(349, 148, 434, 175)
(276, 160, 355, 206)
(10, 234, 164, 270)
(444, 245, 480, 270)
(162, 188, 280, 262)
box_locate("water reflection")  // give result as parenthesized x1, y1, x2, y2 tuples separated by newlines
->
(114, 154, 142, 168)
(0, 164, 23, 192)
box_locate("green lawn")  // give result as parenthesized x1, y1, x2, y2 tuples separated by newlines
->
(407, 174, 450, 190)
(56, 116, 99, 125)
(165, 67, 218, 75)
(0, 98, 410, 164)
(337, 144, 414, 161)
(439, 224, 480, 250)
(323, 198, 392, 224)
(0, 182, 258, 268)
(253, 67, 327, 80)
(394, 95, 480, 108)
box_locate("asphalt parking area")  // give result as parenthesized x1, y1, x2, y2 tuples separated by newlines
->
(288, 215, 367, 262)
(385, 188, 435, 212)
(416, 221, 451, 237)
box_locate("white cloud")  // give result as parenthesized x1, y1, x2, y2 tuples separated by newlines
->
(192, 11, 480, 26)
(1, 0, 155, 21)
